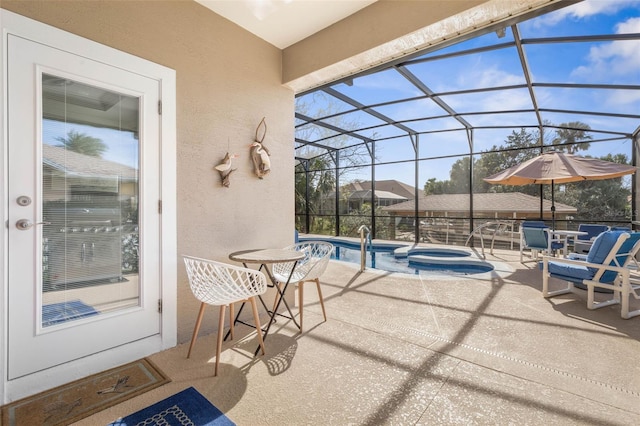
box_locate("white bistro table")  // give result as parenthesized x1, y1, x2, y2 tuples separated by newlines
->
(229, 248, 305, 354)
(550, 229, 588, 257)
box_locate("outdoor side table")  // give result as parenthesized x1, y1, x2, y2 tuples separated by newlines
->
(229, 248, 305, 355)
(550, 230, 588, 257)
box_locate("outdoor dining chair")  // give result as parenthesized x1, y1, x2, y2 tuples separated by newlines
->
(183, 255, 268, 376)
(573, 223, 609, 254)
(520, 221, 564, 263)
(272, 241, 333, 331)
(541, 231, 640, 319)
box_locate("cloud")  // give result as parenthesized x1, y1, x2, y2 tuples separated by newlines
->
(458, 65, 523, 89)
(353, 71, 423, 98)
(477, 89, 532, 112)
(387, 98, 448, 120)
(444, 66, 531, 113)
(533, 0, 638, 27)
(605, 88, 640, 106)
(571, 16, 640, 81)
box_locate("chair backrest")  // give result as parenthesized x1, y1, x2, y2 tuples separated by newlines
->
(521, 226, 550, 250)
(611, 226, 631, 232)
(577, 224, 609, 241)
(585, 231, 640, 283)
(521, 221, 547, 229)
(183, 255, 267, 306)
(273, 241, 334, 283)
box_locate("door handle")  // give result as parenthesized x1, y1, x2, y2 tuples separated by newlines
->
(15, 219, 51, 230)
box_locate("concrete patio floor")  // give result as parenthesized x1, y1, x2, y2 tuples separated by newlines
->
(78, 248, 640, 425)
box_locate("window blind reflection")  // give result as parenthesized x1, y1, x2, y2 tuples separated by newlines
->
(41, 73, 141, 327)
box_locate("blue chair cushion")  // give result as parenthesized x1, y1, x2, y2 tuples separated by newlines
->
(611, 231, 640, 267)
(550, 240, 564, 251)
(540, 231, 622, 283)
(522, 227, 549, 250)
(577, 224, 609, 241)
(540, 260, 612, 292)
(586, 231, 623, 264)
(544, 261, 593, 284)
(523, 223, 563, 251)
(585, 231, 628, 283)
(541, 231, 634, 289)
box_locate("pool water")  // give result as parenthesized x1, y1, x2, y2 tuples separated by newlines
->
(333, 246, 418, 274)
(406, 248, 471, 258)
(407, 259, 493, 274)
(329, 242, 494, 276)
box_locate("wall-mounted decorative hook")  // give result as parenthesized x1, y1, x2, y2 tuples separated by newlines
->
(215, 152, 239, 187)
(250, 117, 270, 179)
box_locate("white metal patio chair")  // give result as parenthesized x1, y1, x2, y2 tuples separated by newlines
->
(520, 221, 564, 263)
(272, 241, 333, 331)
(183, 255, 267, 376)
(541, 231, 640, 319)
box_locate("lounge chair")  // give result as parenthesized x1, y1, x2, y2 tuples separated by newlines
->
(573, 223, 609, 254)
(520, 221, 564, 263)
(541, 231, 640, 319)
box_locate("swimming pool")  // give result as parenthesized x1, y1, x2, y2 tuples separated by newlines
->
(395, 247, 472, 258)
(300, 237, 497, 277)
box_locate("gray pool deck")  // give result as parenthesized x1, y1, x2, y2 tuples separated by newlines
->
(79, 247, 640, 425)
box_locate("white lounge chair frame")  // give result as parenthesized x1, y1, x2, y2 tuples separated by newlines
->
(541, 232, 640, 319)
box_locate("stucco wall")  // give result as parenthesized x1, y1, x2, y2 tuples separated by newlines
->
(2, 0, 295, 343)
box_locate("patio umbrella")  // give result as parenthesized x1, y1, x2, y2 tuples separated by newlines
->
(483, 151, 636, 229)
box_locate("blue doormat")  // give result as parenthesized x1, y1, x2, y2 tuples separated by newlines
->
(42, 299, 98, 327)
(108, 387, 235, 426)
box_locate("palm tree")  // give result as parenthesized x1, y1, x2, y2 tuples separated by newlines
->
(55, 129, 107, 157)
(551, 122, 592, 154)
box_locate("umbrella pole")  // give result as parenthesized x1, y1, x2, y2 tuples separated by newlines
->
(551, 180, 556, 230)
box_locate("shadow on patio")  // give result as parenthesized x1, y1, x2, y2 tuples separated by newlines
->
(78, 249, 640, 425)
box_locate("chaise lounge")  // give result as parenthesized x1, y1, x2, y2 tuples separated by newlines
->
(541, 230, 640, 319)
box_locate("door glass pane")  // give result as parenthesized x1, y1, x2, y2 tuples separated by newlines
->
(41, 73, 140, 327)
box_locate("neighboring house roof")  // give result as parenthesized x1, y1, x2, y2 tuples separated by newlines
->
(43, 144, 138, 180)
(346, 180, 416, 200)
(382, 192, 577, 214)
(348, 189, 408, 201)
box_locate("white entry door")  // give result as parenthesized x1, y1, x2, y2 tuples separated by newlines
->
(7, 35, 162, 379)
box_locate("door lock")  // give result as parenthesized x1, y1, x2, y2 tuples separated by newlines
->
(15, 219, 50, 230)
(16, 196, 32, 206)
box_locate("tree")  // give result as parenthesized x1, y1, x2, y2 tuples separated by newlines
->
(424, 177, 451, 195)
(295, 155, 337, 234)
(295, 92, 375, 235)
(550, 122, 592, 154)
(426, 127, 541, 196)
(555, 153, 631, 221)
(424, 122, 593, 196)
(55, 129, 107, 157)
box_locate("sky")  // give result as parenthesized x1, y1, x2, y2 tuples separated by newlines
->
(295, 0, 640, 186)
(43, 119, 140, 170)
(42, 1, 640, 186)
